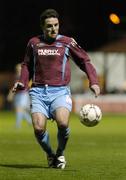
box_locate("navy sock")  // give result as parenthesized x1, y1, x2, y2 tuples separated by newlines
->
(35, 130, 54, 156)
(56, 127, 70, 157)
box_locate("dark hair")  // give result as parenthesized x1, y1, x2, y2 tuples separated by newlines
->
(40, 9, 59, 27)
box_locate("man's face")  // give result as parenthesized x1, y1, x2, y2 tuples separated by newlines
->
(43, 17, 59, 41)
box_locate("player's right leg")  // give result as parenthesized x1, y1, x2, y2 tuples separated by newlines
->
(32, 112, 55, 167)
(29, 87, 56, 167)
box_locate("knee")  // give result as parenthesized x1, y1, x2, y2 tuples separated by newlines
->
(34, 125, 43, 132)
(58, 121, 69, 129)
(32, 113, 46, 132)
(33, 123, 45, 136)
(34, 128, 45, 135)
(32, 121, 46, 133)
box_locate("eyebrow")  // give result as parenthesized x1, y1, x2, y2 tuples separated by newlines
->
(46, 23, 59, 27)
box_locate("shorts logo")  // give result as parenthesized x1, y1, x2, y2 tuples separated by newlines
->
(66, 95, 72, 104)
(38, 49, 60, 56)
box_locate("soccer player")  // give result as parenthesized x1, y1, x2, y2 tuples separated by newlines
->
(12, 9, 100, 169)
(7, 63, 32, 128)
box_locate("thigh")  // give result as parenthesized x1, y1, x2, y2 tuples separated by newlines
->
(29, 87, 50, 118)
(32, 112, 47, 131)
(54, 107, 70, 127)
(50, 94, 72, 117)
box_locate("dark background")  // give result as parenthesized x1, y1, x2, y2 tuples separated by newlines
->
(0, 0, 125, 71)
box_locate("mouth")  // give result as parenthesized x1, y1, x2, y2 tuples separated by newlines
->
(51, 33, 57, 36)
(50, 33, 57, 38)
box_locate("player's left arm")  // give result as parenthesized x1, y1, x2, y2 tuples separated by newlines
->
(69, 38, 100, 96)
(90, 84, 100, 97)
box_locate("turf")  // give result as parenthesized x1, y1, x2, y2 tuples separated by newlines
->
(0, 111, 126, 180)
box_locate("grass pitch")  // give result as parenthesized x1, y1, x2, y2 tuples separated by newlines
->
(0, 111, 126, 180)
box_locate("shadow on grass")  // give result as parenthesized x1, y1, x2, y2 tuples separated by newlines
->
(0, 164, 78, 171)
(0, 164, 48, 169)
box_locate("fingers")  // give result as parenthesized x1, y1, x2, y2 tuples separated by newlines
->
(90, 84, 100, 97)
(12, 82, 17, 92)
(95, 87, 100, 97)
(95, 90, 100, 98)
(12, 82, 24, 92)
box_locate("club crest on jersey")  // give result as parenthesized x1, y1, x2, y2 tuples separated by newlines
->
(71, 38, 81, 48)
(38, 49, 60, 56)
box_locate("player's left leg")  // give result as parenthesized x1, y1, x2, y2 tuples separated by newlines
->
(50, 86, 72, 169)
(53, 107, 71, 169)
(55, 107, 70, 157)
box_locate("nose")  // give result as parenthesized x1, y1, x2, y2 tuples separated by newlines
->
(52, 25, 56, 31)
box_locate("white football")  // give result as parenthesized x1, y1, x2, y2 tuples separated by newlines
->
(79, 104, 102, 127)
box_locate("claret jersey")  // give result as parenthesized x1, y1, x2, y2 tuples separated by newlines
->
(20, 34, 98, 88)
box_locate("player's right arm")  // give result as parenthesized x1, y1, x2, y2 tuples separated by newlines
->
(13, 40, 33, 92)
(16, 41, 34, 92)
(12, 82, 25, 92)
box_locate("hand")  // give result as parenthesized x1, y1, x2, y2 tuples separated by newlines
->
(90, 84, 100, 97)
(12, 82, 24, 92)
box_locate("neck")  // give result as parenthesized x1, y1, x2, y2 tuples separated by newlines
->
(43, 35, 58, 43)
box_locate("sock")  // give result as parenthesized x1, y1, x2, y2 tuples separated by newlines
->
(56, 127, 70, 157)
(35, 130, 54, 156)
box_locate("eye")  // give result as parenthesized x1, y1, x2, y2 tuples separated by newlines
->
(54, 23, 58, 27)
(46, 24, 52, 28)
